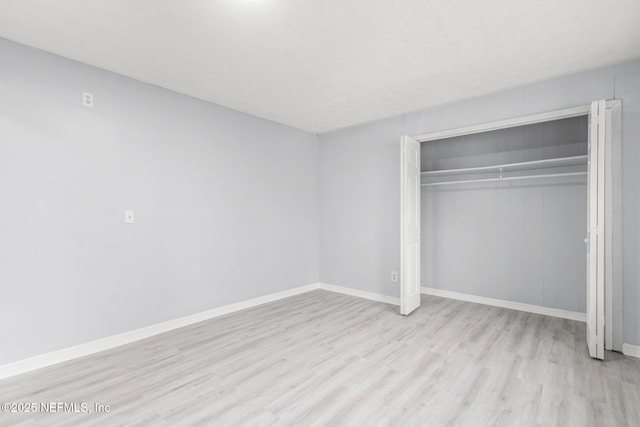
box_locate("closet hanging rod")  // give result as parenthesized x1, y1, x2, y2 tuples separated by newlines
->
(420, 155, 587, 177)
(421, 171, 587, 187)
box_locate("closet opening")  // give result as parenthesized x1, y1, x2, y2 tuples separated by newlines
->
(400, 101, 622, 360)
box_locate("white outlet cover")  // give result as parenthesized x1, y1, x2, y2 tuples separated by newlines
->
(82, 92, 93, 107)
(125, 210, 135, 223)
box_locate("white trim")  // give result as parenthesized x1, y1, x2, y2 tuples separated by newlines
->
(413, 104, 591, 142)
(0, 283, 319, 381)
(595, 99, 607, 360)
(605, 104, 614, 351)
(319, 283, 400, 306)
(606, 99, 623, 352)
(622, 343, 640, 359)
(421, 287, 586, 322)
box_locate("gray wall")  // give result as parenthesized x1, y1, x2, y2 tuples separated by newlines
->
(0, 39, 319, 365)
(421, 118, 587, 312)
(319, 59, 640, 346)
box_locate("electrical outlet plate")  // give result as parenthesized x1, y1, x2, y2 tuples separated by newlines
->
(82, 92, 94, 107)
(391, 271, 398, 282)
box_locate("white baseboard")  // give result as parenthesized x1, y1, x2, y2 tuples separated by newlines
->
(0, 282, 399, 380)
(421, 287, 586, 322)
(0, 283, 319, 381)
(319, 283, 400, 306)
(622, 343, 640, 359)
(3, 281, 617, 380)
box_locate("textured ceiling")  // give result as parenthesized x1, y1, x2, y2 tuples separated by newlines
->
(1, 0, 639, 133)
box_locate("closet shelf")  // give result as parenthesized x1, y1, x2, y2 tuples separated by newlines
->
(421, 171, 587, 187)
(420, 155, 587, 177)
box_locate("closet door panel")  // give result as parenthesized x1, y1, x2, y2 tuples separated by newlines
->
(401, 135, 421, 315)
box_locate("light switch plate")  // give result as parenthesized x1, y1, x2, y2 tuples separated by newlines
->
(125, 210, 135, 224)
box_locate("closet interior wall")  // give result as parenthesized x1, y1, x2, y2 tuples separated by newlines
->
(421, 116, 588, 313)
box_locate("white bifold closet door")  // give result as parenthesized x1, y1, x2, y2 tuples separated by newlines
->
(587, 100, 606, 360)
(401, 136, 421, 315)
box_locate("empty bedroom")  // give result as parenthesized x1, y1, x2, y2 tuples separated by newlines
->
(1, 1, 639, 426)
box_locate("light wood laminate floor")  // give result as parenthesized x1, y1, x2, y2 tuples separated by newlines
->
(1, 290, 639, 426)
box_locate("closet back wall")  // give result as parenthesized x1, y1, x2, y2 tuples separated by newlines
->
(421, 117, 588, 312)
(0, 39, 319, 365)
